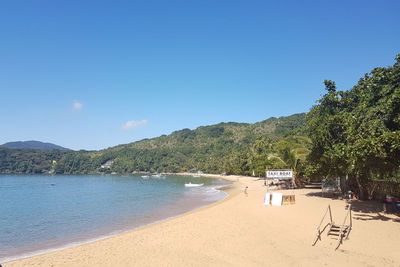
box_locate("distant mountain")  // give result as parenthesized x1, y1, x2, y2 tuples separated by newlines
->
(1, 141, 70, 151)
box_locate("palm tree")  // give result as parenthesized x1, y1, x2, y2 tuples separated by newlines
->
(268, 137, 311, 186)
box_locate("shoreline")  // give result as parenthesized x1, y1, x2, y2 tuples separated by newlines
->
(2, 174, 238, 265)
(4, 174, 400, 266)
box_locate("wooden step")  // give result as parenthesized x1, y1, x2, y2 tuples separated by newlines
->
(330, 227, 348, 231)
(329, 229, 348, 234)
(331, 224, 349, 229)
(327, 224, 349, 237)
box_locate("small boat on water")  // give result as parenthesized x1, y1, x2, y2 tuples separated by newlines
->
(185, 182, 204, 187)
(141, 175, 150, 179)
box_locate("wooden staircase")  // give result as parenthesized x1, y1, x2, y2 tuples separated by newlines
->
(312, 204, 352, 250)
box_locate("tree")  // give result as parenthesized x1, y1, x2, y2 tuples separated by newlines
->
(324, 80, 337, 93)
(307, 54, 400, 199)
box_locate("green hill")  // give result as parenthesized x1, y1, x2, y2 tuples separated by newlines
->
(1, 140, 70, 150)
(0, 113, 308, 175)
(89, 113, 308, 175)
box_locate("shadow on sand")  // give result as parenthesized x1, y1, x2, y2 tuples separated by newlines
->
(305, 191, 342, 199)
(305, 191, 400, 223)
(349, 200, 400, 223)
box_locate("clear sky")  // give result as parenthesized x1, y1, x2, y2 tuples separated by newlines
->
(1, 0, 399, 150)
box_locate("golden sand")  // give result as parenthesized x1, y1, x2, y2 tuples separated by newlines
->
(4, 175, 400, 266)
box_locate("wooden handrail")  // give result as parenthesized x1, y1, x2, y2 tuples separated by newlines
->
(335, 204, 352, 250)
(317, 205, 332, 230)
(349, 207, 352, 227)
(312, 205, 333, 246)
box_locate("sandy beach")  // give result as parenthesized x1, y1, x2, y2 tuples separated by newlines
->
(4, 175, 400, 267)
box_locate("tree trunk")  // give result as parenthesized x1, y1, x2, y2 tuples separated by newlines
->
(293, 174, 304, 188)
(355, 175, 368, 200)
(366, 181, 378, 200)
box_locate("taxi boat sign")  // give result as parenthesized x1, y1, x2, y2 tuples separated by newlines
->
(266, 170, 293, 179)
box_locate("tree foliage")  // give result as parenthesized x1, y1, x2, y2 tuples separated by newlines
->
(307, 55, 400, 199)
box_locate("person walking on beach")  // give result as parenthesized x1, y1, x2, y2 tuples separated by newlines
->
(244, 186, 248, 196)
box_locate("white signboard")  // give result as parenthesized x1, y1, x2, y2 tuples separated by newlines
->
(266, 170, 293, 179)
(271, 192, 283, 206)
(264, 192, 271, 205)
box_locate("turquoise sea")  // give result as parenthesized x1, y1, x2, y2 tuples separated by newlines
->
(0, 174, 230, 263)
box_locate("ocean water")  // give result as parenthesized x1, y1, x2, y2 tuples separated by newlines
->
(0, 174, 230, 263)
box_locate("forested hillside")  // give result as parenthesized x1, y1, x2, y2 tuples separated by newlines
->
(0, 113, 308, 175)
(94, 113, 308, 175)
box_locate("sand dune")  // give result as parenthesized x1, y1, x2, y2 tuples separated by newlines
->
(5, 176, 400, 266)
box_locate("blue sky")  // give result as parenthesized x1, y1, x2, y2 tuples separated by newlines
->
(1, 0, 399, 150)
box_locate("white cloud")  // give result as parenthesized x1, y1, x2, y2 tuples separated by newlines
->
(121, 120, 148, 131)
(73, 100, 83, 110)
